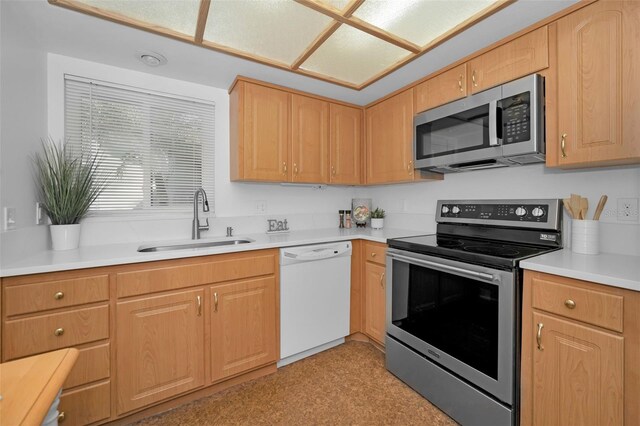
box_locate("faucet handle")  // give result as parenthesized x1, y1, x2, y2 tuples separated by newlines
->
(226, 226, 234, 237)
(200, 218, 209, 230)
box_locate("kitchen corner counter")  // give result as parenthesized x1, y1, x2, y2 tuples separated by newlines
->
(521, 249, 640, 292)
(0, 228, 427, 278)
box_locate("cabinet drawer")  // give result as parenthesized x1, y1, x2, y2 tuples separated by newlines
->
(59, 381, 110, 426)
(3, 305, 109, 360)
(364, 242, 386, 265)
(117, 250, 277, 298)
(64, 343, 110, 389)
(4, 275, 109, 317)
(532, 277, 623, 332)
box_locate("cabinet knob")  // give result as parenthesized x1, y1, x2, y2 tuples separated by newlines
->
(54, 328, 65, 336)
(58, 411, 66, 422)
(54, 291, 64, 300)
(564, 299, 576, 309)
(371, 252, 376, 257)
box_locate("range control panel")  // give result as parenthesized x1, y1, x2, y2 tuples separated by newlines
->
(436, 199, 562, 231)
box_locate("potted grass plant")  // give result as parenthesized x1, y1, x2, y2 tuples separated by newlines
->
(371, 207, 385, 229)
(33, 139, 108, 250)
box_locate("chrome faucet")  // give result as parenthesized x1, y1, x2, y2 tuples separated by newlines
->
(192, 188, 210, 240)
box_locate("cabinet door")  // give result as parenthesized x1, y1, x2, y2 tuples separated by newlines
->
(291, 94, 329, 183)
(554, 1, 640, 167)
(468, 26, 548, 94)
(116, 289, 205, 414)
(330, 103, 362, 185)
(528, 312, 623, 426)
(365, 89, 414, 184)
(415, 63, 467, 113)
(210, 277, 277, 383)
(242, 83, 290, 181)
(364, 262, 386, 344)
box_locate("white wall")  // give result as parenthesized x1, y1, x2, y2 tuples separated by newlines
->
(357, 164, 640, 255)
(0, 0, 50, 260)
(46, 54, 356, 246)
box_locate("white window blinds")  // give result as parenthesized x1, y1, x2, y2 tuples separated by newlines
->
(64, 75, 215, 212)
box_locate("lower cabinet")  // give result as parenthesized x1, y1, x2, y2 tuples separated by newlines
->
(210, 277, 277, 383)
(521, 270, 640, 426)
(364, 261, 386, 345)
(59, 381, 111, 426)
(116, 289, 205, 415)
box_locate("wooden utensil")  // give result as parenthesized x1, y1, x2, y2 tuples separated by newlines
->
(579, 197, 588, 220)
(570, 194, 581, 219)
(593, 195, 608, 220)
(563, 198, 575, 219)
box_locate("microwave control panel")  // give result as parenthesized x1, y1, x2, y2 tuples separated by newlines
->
(440, 203, 548, 222)
(501, 91, 531, 145)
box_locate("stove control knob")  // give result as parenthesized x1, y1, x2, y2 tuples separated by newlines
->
(515, 206, 527, 217)
(441, 206, 450, 214)
(532, 207, 545, 217)
(451, 206, 461, 214)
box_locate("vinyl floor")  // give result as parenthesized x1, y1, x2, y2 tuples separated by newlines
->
(132, 341, 457, 425)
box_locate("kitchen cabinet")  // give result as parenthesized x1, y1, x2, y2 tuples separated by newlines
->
(210, 277, 277, 383)
(521, 270, 640, 426)
(291, 94, 329, 183)
(415, 63, 467, 113)
(230, 80, 290, 182)
(330, 103, 362, 185)
(116, 289, 205, 414)
(550, 0, 640, 168)
(468, 26, 549, 94)
(362, 242, 387, 345)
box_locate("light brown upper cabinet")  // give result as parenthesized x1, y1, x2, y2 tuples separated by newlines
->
(230, 80, 290, 182)
(329, 104, 362, 185)
(291, 94, 330, 183)
(415, 63, 468, 113)
(468, 26, 549, 94)
(365, 89, 415, 184)
(549, 1, 640, 168)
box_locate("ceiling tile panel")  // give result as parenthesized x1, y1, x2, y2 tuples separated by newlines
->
(353, 0, 497, 48)
(76, 0, 201, 36)
(300, 24, 412, 86)
(203, 0, 334, 65)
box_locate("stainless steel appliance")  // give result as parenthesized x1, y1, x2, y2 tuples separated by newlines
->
(385, 199, 562, 425)
(414, 74, 545, 173)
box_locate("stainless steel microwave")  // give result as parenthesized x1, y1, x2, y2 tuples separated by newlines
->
(413, 74, 545, 173)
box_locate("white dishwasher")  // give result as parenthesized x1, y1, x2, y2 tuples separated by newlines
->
(278, 241, 352, 367)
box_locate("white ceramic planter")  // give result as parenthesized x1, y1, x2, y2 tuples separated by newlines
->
(371, 218, 384, 229)
(50, 224, 81, 251)
(571, 220, 599, 255)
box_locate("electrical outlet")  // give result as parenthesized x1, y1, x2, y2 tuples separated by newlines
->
(255, 200, 267, 214)
(35, 202, 46, 225)
(3, 207, 16, 231)
(617, 198, 639, 222)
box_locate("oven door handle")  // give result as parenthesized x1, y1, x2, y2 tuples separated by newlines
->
(388, 252, 498, 283)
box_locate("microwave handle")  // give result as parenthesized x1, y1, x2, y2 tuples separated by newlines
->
(489, 100, 501, 146)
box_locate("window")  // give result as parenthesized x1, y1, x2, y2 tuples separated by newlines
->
(64, 75, 215, 213)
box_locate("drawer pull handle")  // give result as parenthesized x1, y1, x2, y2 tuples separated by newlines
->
(54, 328, 65, 336)
(197, 295, 202, 316)
(214, 292, 219, 313)
(564, 299, 576, 309)
(371, 252, 376, 257)
(380, 272, 385, 287)
(58, 411, 66, 422)
(536, 323, 544, 351)
(54, 291, 64, 300)
(472, 70, 478, 87)
(561, 133, 567, 158)
(458, 74, 463, 92)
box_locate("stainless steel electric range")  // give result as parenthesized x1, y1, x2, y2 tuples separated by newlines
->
(385, 199, 563, 426)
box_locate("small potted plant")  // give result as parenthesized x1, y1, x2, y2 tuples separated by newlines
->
(33, 139, 109, 250)
(371, 207, 385, 229)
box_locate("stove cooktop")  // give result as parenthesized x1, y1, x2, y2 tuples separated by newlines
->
(387, 234, 561, 270)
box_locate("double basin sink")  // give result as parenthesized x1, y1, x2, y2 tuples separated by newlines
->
(138, 238, 254, 253)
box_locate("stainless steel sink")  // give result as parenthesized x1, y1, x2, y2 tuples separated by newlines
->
(138, 238, 254, 253)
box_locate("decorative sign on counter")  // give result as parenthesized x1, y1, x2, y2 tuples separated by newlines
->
(267, 218, 290, 234)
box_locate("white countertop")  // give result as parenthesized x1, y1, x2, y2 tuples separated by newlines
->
(0, 228, 428, 278)
(521, 249, 640, 292)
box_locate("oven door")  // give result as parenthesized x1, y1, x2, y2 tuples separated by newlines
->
(386, 248, 515, 404)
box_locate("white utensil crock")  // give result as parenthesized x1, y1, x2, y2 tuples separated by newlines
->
(50, 224, 81, 251)
(371, 218, 384, 229)
(571, 220, 599, 255)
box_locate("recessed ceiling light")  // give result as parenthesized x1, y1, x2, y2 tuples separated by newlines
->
(137, 51, 167, 67)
